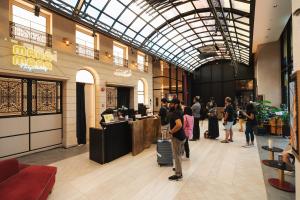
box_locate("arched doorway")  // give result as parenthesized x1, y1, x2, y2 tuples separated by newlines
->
(76, 69, 95, 144)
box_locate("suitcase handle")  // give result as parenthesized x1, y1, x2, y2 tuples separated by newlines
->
(161, 126, 169, 140)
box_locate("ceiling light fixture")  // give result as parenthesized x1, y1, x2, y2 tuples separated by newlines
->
(273, 4, 278, 8)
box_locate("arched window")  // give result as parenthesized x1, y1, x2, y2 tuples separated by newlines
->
(76, 70, 94, 84)
(137, 80, 145, 104)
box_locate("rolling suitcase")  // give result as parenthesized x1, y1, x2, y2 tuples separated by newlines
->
(157, 128, 173, 166)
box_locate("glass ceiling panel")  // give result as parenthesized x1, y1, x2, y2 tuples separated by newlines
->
(37, 0, 254, 71)
(150, 15, 165, 28)
(193, 1, 209, 9)
(99, 13, 114, 27)
(119, 9, 137, 26)
(103, 0, 125, 19)
(232, 1, 250, 13)
(162, 8, 179, 20)
(90, 0, 108, 10)
(177, 2, 195, 13)
(86, 6, 99, 19)
(131, 17, 146, 32)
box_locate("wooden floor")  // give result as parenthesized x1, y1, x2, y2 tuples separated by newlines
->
(48, 121, 267, 200)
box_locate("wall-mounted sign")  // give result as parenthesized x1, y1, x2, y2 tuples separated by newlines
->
(12, 44, 57, 72)
(113, 68, 132, 77)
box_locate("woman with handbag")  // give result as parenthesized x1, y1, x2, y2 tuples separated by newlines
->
(183, 106, 194, 158)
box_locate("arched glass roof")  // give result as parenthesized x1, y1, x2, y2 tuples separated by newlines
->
(35, 0, 255, 71)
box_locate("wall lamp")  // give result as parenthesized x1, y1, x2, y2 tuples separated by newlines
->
(63, 38, 71, 46)
(105, 51, 112, 58)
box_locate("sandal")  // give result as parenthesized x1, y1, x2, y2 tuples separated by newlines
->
(221, 140, 229, 143)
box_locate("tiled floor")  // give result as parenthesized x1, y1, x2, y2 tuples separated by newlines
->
(32, 121, 267, 200)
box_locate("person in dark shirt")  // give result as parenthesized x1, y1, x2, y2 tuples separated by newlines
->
(168, 98, 186, 181)
(241, 103, 257, 147)
(191, 96, 201, 140)
(159, 98, 170, 138)
(221, 97, 234, 143)
(206, 97, 219, 139)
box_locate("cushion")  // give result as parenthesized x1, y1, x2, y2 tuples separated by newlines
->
(0, 165, 57, 200)
(0, 159, 19, 183)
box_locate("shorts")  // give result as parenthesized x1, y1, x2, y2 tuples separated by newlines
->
(224, 121, 233, 130)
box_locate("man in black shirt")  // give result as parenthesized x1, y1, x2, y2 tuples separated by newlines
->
(159, 98, 170, 138)
(221, 97, 234, 143)
(168, 98, 186, 181)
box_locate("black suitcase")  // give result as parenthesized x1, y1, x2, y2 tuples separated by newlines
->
(157, 129, 173, 166)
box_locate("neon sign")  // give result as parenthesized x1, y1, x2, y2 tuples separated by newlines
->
(113, 68, 132, 77)
(12, 44, 56, 72)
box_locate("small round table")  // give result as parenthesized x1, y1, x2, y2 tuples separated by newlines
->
(261, 146, 283, 160)
(262, 160, 295, 192)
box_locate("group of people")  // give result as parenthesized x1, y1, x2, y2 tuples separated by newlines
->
(219, 96, 258, 147)
(158, 96, 258, 181)
(159, 97, 199, 181)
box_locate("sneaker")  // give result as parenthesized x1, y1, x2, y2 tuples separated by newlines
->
(242, 144, 250, 148)
(228, 139, 234, 142)
(221, 140, 229, 143)
(168, 175, 182, 181)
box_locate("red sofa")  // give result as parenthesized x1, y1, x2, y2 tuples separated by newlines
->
(0, 158, 57, 200)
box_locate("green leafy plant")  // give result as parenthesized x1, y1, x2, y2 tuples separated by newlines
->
(254, 100, 273, 127)
(254, 100, 290, 126)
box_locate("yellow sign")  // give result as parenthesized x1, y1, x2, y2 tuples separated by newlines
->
(12, 44, 55, 72)
(103, 114, 115, 123)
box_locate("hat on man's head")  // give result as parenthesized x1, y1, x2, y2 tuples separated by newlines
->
(161, 98, 168, 103)
(170, 98, 180, 104)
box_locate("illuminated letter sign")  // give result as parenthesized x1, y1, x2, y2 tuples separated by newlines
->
(12, 44, 55, 72)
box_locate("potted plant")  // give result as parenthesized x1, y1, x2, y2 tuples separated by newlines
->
(254, 100, 273, 135)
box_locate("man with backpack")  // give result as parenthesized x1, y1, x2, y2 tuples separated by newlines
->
(159, 98, 170, 138)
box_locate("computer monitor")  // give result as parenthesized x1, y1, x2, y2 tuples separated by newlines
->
(138, 103, 147, 116)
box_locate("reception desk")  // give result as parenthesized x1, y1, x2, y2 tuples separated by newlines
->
(129, 117, 160, 156)
(89, 121, 131, 164)
(89, 117, 160, 164)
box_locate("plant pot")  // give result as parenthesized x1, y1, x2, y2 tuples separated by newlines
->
(282, 124, 290, 137)
(256, 126, 266, 135)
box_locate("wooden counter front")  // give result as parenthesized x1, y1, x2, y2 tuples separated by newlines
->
(129, 117, 160, 156)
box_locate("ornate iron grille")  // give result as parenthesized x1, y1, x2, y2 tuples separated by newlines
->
(9, 21, 52, 47)
(0, 76, 62, 117)
(0, 77, 27, 116)
(106, 87, 117, 109)
(32, 80, 60, 114)
(76, 43, 100, 60)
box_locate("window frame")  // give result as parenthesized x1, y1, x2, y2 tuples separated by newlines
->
(10, 1, 52, 34)
(113, 41, 128, 66)
(75, 25, 99, 59)
(137, 52, 146, 72)
(137, 79, 145, 104)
